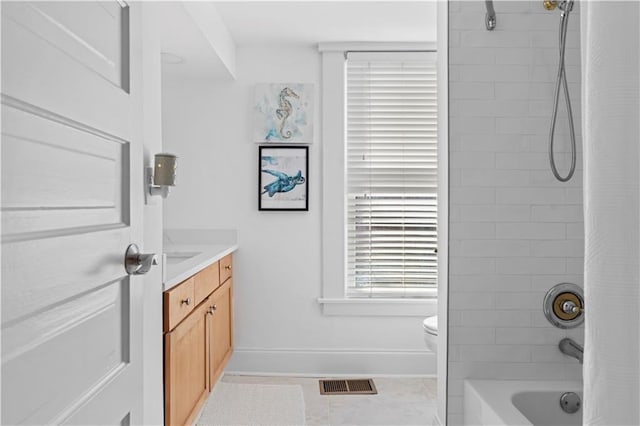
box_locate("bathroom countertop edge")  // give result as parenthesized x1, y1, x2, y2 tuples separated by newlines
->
(163, 243, 238, 291)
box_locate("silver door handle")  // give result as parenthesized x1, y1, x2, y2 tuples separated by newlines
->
(125, 244, 159, 275)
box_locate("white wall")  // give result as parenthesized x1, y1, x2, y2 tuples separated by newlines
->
(162, 46, 434, 375)
(448, 1, 584, 424)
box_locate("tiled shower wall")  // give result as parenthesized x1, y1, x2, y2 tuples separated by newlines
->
(448, 1, 584, 423)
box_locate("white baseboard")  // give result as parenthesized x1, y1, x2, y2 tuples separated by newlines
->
(225, 347, 436, 376)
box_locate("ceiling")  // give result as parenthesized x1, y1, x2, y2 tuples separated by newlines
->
(159, 1, 437, 78)
(213, 1, 437, 46)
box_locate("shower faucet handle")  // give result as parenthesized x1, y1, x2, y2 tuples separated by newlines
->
(562, 300, 582, 315)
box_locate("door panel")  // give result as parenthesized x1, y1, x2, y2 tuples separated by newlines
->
(2, 280, 131, 424)
(1, 1, 144, 424)
(1, 104, 128, 238)
(2, 1, 131, 140)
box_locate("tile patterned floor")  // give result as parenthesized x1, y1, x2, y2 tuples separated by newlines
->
(221, 375, 438, 426)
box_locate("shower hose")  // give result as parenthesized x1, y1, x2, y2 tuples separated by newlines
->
(549, 7, 577, 182)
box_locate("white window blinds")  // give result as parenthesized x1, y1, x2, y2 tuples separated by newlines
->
(346, 51, 438, 298)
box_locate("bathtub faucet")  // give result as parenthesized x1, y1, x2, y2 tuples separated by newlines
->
(559, 338, 583, 364)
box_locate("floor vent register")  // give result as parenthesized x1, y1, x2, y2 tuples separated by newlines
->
(318, 379, 378, 395)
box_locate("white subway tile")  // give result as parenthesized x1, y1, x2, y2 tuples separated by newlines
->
(566, 223, 584, 239)
(496, 257, 566, 274)
(449, 82, 495, 99)
(450, 116, 496, 134)
(491, 2, 531, 14)
(530, 275, 583, 292)
(566, 258, 584, 275)
(459, 205, 531, 223)
(453, 134, 530, 153)
(449, 361, 570, 381)
(451, 149, 496, 169)
(456, 310, 532, 327)
(449, 274, 532, 292)
(450, 12, 488, 31)
(457, 64, 531, 82)
(531, 205, 583, 222)
(494, 48, 535, 64)
(495, 292, 545, 311)
(495, 152, 549, 170)
(450, 291, 495, 310)
(450, 187, 496, 205)
(531, 345, 575, 363)
(530, 239, 585, 258)
(496, 327, 583, 345)
(496, 222, 566, 240)
(458, 345, 532, 363)
(565, 188, 583, 204)
(496, 187, 567, 204)
(449, 48, 496, 65)
(461, 169, 530, 188)
(530, 170, 583, 188)
(449, 257, 496, 275)
(450, 327, 496, 345)
(495, 117, 549, 135)
(495, 82, 554, 100)
(459, 30, 531, 48)
(459, 240, 530, 257)
(448, 1, 584, 390)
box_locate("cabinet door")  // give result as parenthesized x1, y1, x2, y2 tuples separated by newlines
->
(219, 254, 233, 284)
(208, 279, 233, 389)
(164, 300, 209, 426)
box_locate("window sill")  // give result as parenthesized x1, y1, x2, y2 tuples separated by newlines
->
(317, 298, 437, 317)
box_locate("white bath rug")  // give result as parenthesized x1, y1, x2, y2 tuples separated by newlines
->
(197, 382, 306, 426)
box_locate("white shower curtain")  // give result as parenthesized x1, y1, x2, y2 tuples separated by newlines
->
(582, 2, 640, 425)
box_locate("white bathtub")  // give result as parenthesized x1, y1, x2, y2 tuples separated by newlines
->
(464, 380, 583, 426)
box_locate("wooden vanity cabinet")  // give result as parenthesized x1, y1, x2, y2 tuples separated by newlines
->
(164, 299, 209, 426)
(207, 278, 233, 389)
(163, 253, 234, 426)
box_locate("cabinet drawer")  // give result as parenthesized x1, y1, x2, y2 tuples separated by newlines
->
(194, 261, 219, 306)
(164, 277, 195, 332)
(219, 254, 232, 284)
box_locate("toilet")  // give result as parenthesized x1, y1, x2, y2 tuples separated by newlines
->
(422, 316, 438, 353)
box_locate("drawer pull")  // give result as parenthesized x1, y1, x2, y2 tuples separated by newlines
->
(207, 307, 214, 315)
(180, 297, 191, 306)
(212, 304, 217, 311)
(224, 265, 232, 271)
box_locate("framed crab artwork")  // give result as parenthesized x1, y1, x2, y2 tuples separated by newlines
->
(253, 83, 314, 143)
(259, 146, 309, 211)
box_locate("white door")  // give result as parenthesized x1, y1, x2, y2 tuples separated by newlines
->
(2, 2, 146, 424)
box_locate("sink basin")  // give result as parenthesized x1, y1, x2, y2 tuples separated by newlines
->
(165, 251, 202, 265)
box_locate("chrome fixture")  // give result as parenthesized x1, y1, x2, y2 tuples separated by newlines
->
(124, 244, 159, 275)
(559, 337, 584, 364)
(543, 282, 584, 329)
(485, 0, 496, 30)
(147, 153, 178, 200)
(559, 391, 582, 413)
(546, 0, 577, 182)
(544, 0, 574, 12)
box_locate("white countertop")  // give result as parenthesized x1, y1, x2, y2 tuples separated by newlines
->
(163, 243, 238, 291)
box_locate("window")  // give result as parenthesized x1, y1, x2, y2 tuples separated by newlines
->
(346, 52, 438, 299)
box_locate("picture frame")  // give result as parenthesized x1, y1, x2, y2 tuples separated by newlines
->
(259, 146, 309, 211)
(253, 83, 314, 144)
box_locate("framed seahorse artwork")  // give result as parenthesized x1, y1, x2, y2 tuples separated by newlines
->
(259, 146, 309, 211)
(253, 83, 314, 143)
